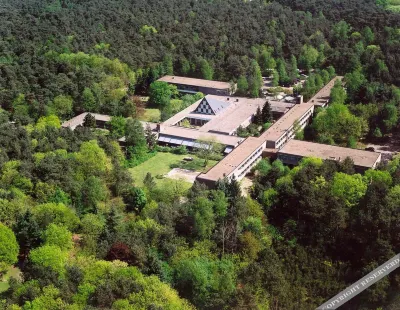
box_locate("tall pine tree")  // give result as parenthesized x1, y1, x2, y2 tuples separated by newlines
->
(254, 106, 263, 125)
(248, 60, 263, 98)
(261, 101, 273, 124)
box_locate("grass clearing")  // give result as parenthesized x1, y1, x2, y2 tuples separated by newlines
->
(129, 152, 216, 188)
(171, 157, 217, 172)
(130, 152, 189, 186)
(0, 266, 21, 293)
(138, 108, 161, 122)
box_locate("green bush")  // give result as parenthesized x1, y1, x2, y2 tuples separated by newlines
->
(156, 145, 188, 154)
(125, 151, 157, 168)
(172, 146, 188, 155)
(156, 146, 172, 153)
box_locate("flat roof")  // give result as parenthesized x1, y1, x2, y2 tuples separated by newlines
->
(158, 75, 231, 90)
(163, 95, 292, 135)
(61, 113, 111, 129)
(260, 103, 314, 141)
(278, 140, 381, 168)
(159, 125, 243, 147)
(139, 121, 158, 131)
(197, 137, 265, 182)
(199, 96, 265, 134)
(307, 76, 344, 106)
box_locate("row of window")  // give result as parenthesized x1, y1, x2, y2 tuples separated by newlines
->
(174, 84, 200, 91)
(238, 155, 261, 179)
(278, 154, 302, 162)
(238, 147, 263, 171)
(275, 108, 313, 149)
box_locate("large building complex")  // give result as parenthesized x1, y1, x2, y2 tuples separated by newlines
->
(196, 137, 267, 187)
(277, 140, 381, 171)
(157, 94, 294, 153)
(61, 112, 111, 130)
(197, 76, 382, 186)
(62, 75, 381, 187)
(196, 101, 316, 185)
(157, 75, 234, 95)
(260, 103, 314, 149)
(309, 76, 344, 108)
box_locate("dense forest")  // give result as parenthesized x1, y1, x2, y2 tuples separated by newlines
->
(0, 0, 400, 309)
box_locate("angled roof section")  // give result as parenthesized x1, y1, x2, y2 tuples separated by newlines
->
(206, 97, 231, 114)
(194, 97, 231, 115)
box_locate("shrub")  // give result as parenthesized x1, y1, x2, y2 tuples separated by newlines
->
(172, 146, 188, 155)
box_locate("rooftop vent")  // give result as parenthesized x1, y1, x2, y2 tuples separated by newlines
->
(236, 99, 239, 102)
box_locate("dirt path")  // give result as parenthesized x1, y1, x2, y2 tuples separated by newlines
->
(240, 177, 253, 197)
(166, 168, 200, 183)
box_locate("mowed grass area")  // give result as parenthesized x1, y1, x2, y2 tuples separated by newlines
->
(129, 152, 216, 188)
(174, 157, 218, 172)
(138, 108, 161, 122)
(0, 267, 21, 293)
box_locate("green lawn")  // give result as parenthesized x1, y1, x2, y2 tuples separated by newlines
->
(172, 157, 218, 172)
(129, 152, 216, 188)
(138, 108, 161, 122)
(0, 266, 21, 293)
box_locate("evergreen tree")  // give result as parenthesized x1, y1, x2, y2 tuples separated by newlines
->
(98, 208, 120, 252)
(125, 119, 148, 156)
(143, 172, 156, 189)
(258, 48, 276, 75)
(373, 127, 383, 138)
(144, 124, 157, 151)
(162, 54, 174, 75)
(82, 87, 97, 112)
(362, 26, 375, 45)
(248, 60, 263, 98)
(200, 59, 214, 80)
(227, 176, 242, 203)
(83, 113, 96, 128)
(340, 157, 355, 175)
(236, 75, 248, 96)
(290, 55, 298, 82)
(123, 187, 147, 213)
(272, 69, 279, 87)
(13, 211, 42, 262)
(180, 58, 191, 75)
(254, 106, 263, 126)
(216, 177, 230, 197)
(277, 58, 289, 85)
(261, 101, 273, 123)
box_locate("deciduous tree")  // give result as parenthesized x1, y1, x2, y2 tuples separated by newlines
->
(0, 223, 19, 275)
